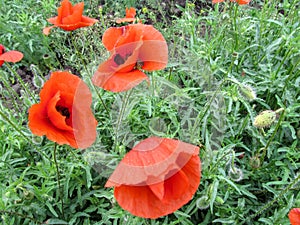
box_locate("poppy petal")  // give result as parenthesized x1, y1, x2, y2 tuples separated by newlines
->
(80, 16, 98, 24)
(289, 208, 300, 225)
(105, 137, 199, 186)
(0, 44, 5, 54)
(59, 0, 73, 21)
(148, 181, 165, 200)
(0, 51, 23, 63)
(28, 103, 77, 147)
(162, 169, 189, 201)
(93, 69, 149, 92)
(126, 7, 136, 18)
(140, 40, 168, 71)
(102, 27, 127, 51)
(72, 78, 98, 149)
(111, 149, 201, 219)
(43, 26, 55, 35)
(116, 18, 136, 24)
(47, 91, 73, 131)
(47, 16, 59, 25)
(237, 0, 251, 4)
(139, 25, 168, 70)
(62, 2, 84, 24)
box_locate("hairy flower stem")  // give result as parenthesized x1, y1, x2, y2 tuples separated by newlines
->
(232, 3, 239, 51)
(70, 32, 110, 115)
(259, 108, 285, 164)
(190, 78, 226, 144)
(53, 143, 65, 219)
(5, 62, 37, 103)
(242, 172, 300, 224)
(114, 90, 133, 151)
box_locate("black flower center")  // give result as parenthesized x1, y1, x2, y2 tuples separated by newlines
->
(56, 105, 70, 118)
(113, 53, 132, 66)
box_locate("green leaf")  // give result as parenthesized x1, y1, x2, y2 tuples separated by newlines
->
(46, 219, 69, 224)
(45, 201, 58, 217)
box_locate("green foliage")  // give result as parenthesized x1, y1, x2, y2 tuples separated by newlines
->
(0, 0, 300, 224)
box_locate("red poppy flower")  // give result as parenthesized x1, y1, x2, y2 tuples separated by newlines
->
(28, 71, 97, 149)
(92, 24, 168, 92)
(289, 208, 300, 225)
(231, 0, 250, 4)
(43, 0, 98, 35)
(116, 7, 136, 24)
(0, 44, 23, 67)
(212, 0, 250, 4)
(105, 137, 201, 219)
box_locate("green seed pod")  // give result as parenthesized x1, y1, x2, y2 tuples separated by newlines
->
(228, 166, 243, 182)
(253, 110, 276, 128)
(196, 195, 210, 209)
(249, 155, 261, 169)
(238, 84, 256, 101)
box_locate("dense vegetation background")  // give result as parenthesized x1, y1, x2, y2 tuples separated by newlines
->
(0, 0, 299, 224)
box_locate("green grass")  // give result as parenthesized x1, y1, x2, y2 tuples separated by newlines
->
(0, 0, 299, 224)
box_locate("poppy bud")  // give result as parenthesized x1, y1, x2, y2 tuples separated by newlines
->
(249, 155, 261, 169)
(238, 83, 256, 101)
(196, 195, 210, 209)
(228, 166, 243, 182)
(253, 110, 276, 128)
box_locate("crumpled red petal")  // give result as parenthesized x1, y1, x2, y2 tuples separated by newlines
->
(106, 137, 201, 219)
(0, 51, 23, 63)
(93, 68, 149, 92)
(43, 26, 55, 35)
(105, 137, 199, 186)
(289, 208, 300, 225)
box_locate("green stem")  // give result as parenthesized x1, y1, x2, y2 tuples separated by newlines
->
(241, 172, 300, 224)
(233, 4, 239, 51)
(70, 32, 110, 115)
(190, 79, 226, 143)
(53, 143, 65, 219)
(114, 90, 133, 151)
(5, 62, 37, 103)
(259, 108, 285, 164)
